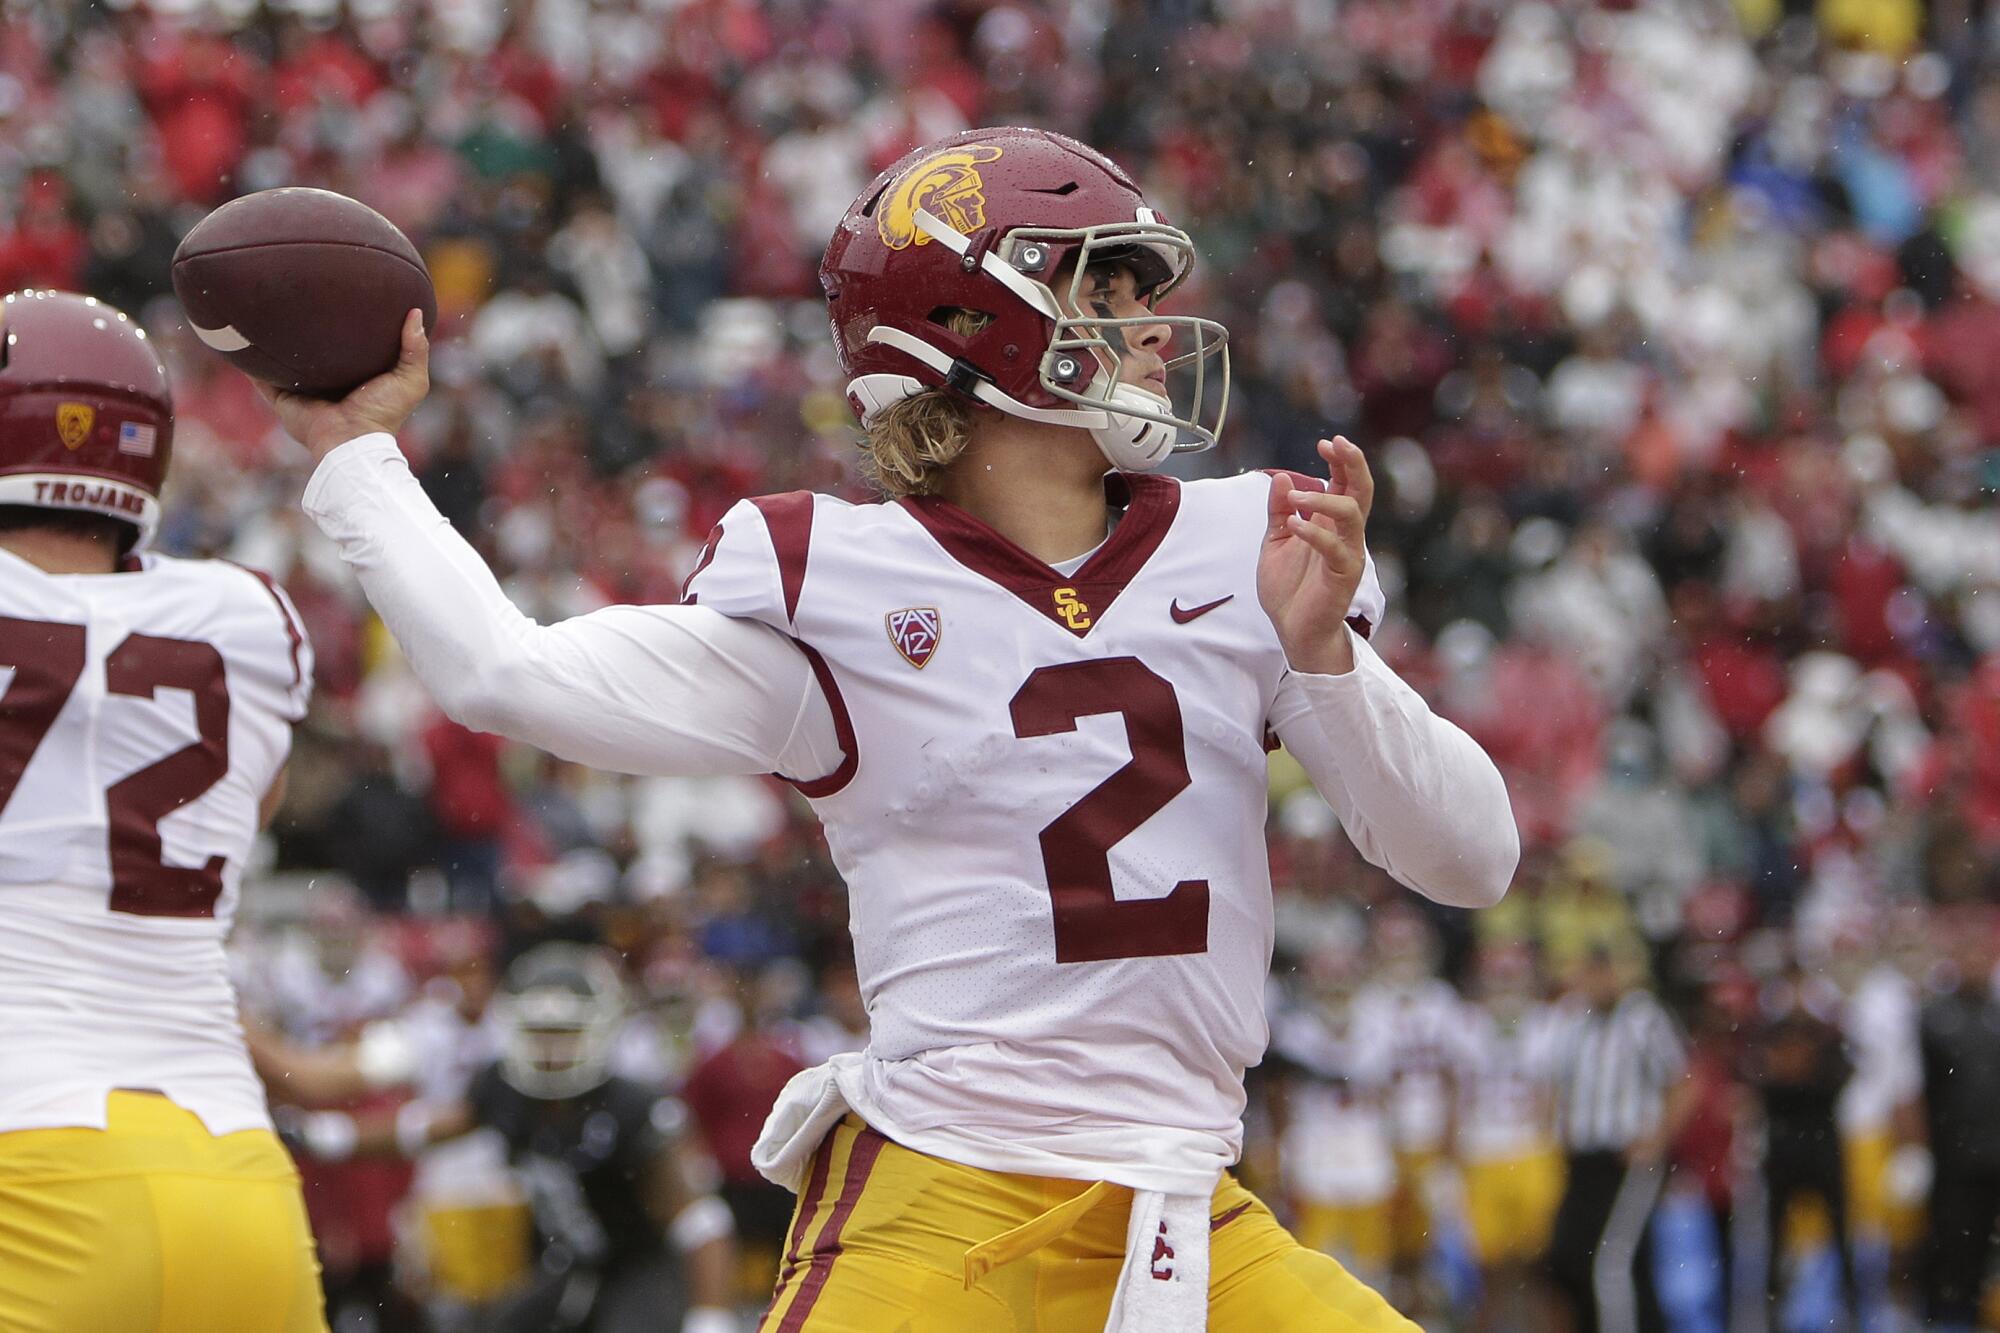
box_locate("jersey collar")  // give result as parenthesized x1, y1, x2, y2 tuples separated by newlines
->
(897, 472, 1181, 638)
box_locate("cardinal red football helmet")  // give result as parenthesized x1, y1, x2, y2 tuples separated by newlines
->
(822, 126, 1229, 471)
(0, 290, 173, 549)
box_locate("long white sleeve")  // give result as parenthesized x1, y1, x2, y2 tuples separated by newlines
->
(1271, 629, 1518, 908)
(300, 433, 842, 782)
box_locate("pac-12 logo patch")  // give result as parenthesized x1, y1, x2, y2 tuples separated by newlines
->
(56, 402, 95, 450)
(876, 145, 1003, 250)
(886, 607, 941, 668)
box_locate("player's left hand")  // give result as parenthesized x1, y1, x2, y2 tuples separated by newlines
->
(1258, 436, 1371, 676)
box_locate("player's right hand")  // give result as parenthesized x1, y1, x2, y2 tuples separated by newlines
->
(258, 308, 430, 463)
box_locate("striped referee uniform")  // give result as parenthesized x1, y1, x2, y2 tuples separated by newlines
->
(1547, 986, 1689, 1333)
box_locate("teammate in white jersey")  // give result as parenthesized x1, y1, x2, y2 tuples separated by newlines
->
(1353, 905, 1465, 1278)
(1448, 942, 1563, 1330)
(263, 126, 1518, 1330)
(1268, 935, 1399, 1289)
(0, 290, 323, 1331)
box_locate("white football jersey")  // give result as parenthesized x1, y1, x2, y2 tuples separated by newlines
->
(686, 471, 1380, 1175)
(1840, 964, 1920, 1134)
(0, 547, 311, 1135)
(1354, 977, 1465, 1154)
(1270, 1002, 1396, 1204)
(1450, 1002, 1560, 1162)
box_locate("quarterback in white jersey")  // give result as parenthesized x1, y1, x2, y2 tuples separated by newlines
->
(269, 127, 1517, 1331)
(0, 291, 323, 1332)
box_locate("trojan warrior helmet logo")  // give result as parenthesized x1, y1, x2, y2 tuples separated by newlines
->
(56, 403, 95, 450)
(876, 145, 1005, 250)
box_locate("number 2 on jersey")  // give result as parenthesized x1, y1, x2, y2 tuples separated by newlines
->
(1010, 657, 1209, 963)
(0, 617, 232, 918)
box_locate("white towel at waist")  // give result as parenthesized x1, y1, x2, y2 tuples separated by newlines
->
(752, 1055, 1216, 1332)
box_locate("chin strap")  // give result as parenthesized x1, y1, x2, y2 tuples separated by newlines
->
(1090, 383, 1179, 470)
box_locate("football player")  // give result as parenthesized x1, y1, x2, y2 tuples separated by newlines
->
(1352, 904, 1465, 1296)
(283, 944, 739, 1333)
(1266, 935, 1399, 1291)
(1449, 941, 1563, 1331)
(248, 920, 519, 1318)
(263, 127, 1518, 1330)
(0, 291, 322, 1331)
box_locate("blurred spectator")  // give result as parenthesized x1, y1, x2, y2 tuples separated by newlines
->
(793, 957, 867, 1068)
(1910, 911, 2000, 1330)
(680, 968, 807, 1294)
(323, 739, 433, 911)
(1743, 962, 1857, 1319)
(422, 716, 513, 913)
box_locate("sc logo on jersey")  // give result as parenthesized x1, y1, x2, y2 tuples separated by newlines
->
(1052, 587, 1092, 631)
(877, 145, 1004, 250)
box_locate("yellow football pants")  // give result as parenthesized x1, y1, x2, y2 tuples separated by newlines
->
(0, 1090, 326, 1333)
(1293, 1199, 1395, 1280)
(759, 1116, 1419, 1331)
(1463, 1148, 1564, 1267)
(1845, 1130, 1923, 1250)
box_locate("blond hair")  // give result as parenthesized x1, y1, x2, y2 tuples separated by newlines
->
(856, 309, 992, 498)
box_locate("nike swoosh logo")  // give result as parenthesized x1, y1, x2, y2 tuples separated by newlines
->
(1170, 595, 1234, 624)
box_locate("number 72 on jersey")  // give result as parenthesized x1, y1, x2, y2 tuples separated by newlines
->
(0, 616, 234, 918)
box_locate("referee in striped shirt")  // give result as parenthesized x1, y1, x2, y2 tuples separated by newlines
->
(1546, 944, 1696, 1333)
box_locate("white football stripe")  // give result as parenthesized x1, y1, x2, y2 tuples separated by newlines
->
(191, 321, 251, 352)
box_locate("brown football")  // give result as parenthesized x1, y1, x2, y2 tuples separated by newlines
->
(171, 188, 436, 399)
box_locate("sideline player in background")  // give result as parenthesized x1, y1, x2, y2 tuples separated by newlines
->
(276, 943, 739, 1333)
(262, 127, 1518, 1330)
(247, 921, 517, 1323)
(1354, 904, 1464, 1306)
(1450, 941, 1563, 1331)
(0, 290, 322, 1331)
(1266, 935, 1399, 1291)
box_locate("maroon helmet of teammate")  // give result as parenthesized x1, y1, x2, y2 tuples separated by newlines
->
(822, 126, 1229, 471)
(0, 289, 174, 549)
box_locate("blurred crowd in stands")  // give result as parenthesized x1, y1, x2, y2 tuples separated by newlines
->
(8, 0, 2000, 1326)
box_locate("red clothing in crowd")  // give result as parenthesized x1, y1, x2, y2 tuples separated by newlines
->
(421, 718, 513, 840)
(0, 216, 86, 294)
(1674, 1040, 1739, 1215)
(681, 1033, 804, 1186)
(271, 32, 381, 116)
(135, 30, 264, 203)
(1694, 634, 1789, 744)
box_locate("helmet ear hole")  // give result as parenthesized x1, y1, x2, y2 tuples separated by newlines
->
(928, 307, 996, 339)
